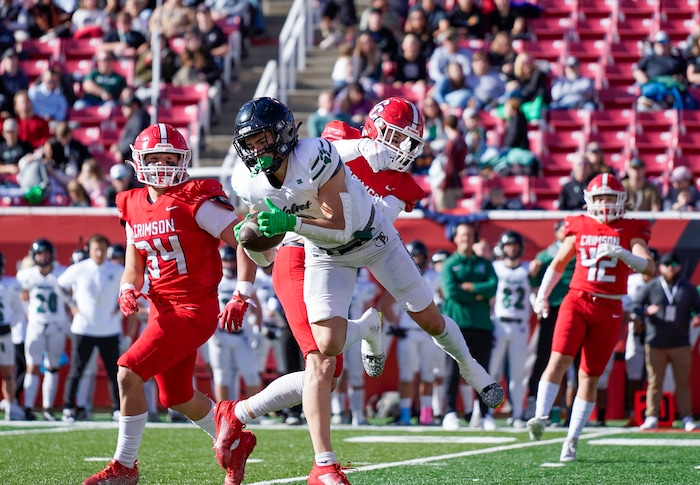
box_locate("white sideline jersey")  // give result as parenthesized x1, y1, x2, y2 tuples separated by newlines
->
(0, 275, 23, 325)
(16, 265, 69, 326)
(493, 260, 532, 321)
(231, 138, 376, 251)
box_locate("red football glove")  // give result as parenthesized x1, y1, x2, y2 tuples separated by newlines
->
(118, 284, 142, 317)
(218, 291, 250, 332)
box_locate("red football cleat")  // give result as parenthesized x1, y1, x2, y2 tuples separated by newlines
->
(224, 430, 257, 485)
(307, 462, 351, 485)
(82, 459, 139, 485)
(213, 400, 245, 469)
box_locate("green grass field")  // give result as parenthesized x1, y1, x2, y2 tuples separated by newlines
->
(2, 416, 700, 485)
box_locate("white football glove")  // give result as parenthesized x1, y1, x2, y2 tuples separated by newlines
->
(595, 242, 623, 261)
(533, 297, 549, 319)
(358, 138, 394, 172)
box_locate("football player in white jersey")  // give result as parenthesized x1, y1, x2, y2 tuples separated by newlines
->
(486, 231, 533, 429)
(218, 97, 503, 484)
(0, 251, 25, 420)
(16, 239, 70, 421)
(208, 246, 262, 402)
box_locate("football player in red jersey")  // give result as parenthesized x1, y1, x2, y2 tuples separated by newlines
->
(215, 97, 503, 485)
(527, 173, 655, 462)
(83, 124, 255, 485)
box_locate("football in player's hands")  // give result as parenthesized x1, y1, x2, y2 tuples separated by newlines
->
(237, 212, 286, 252)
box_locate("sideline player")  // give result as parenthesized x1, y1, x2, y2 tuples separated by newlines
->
(216, 97, 503, 484)
(82, 124, 253, 485)
(527, 173, 655, 462)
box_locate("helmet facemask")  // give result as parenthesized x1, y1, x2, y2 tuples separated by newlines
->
(234, 129, 286, 177)
(371, 118, 424, 172)
(584, 192, 627, 223)
(130, 148, 190, 188)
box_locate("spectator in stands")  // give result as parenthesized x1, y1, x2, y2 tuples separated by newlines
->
(28, 69, 68, 122)
(17, 142, 51, 202)
(335, 81, 374, 128)
(307, 90, 350, 138)
(172, 28, 221, 87)
(77, 158, 106, 206)
(362, 7, 399, 62)
(557, 153, 592, 210)
(393, 33, 428, 87)
(466, 50, 505, 110)
(663, 165, 700, 211)
(194, 4, 229, 74)
(111, 94, 150, 162)
(584, 142, 615, 176)
(550, 56, 597, 111)
(352, 32, 383, 91)
(503, 52, 548, 121)
(0, 118, 33, 179)
(102, 11, 148, 59)
(501, 97, 528, 151)
(403, 8, 436, 59)
(428, 27, 471, 83)
(481, 184, 524, 211)
(14, 90, 50, 149)
(104, 162, 137, 207)
(432, 114, 465, 211)
(359, 0, 401, 35)
(70, 0, 110, 38)
(148, 0, 196, 39)
(481, 97, 536, 176)
(134, 34, 178, 86)
(51, 122, 91, 178)
(318, 0, 358, 50)
(47, 63, 78, 107)
(433, 60, 471, 112)
(0, 48, 29, 114)
(66, 179, 91, 207)
(124, 0, 152, 35)
(445, 0, 484, 40)
(622, 158, 662, 212)
(409, 0, 446, 34)
(331, 42, 355, 92)
(462, 107, 486, 173)
(634, 31, 690, 112)
(487, 31, 516, 77)
(25, 0, 72, 39)
(74, 51, 127, 110)
(488, 0, 529, 39)
(423, 94, 445, 143)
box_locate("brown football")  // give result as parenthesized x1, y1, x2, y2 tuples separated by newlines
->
(238, 213, 286, 252)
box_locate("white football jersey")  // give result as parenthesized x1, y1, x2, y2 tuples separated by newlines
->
(493, 260, 532, 321)
(231, 138, 377, 251)
(217, 276, 238, 312)
(422, 267, 442, 307)
(0, 275, 24, 326)
(16, 265, 69, 326)
(254, 267, 280, 325)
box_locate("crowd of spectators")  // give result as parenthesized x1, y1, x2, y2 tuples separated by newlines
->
(0, 0, 263, 208)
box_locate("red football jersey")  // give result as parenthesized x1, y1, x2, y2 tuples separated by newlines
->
(116, 179, 234, 300)
(322, 120, 425, 211)
(566, 215, 651, 296)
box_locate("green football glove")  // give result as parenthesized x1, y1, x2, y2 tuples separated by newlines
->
(257, 197, 297, 237)
(233, 213, 254, 244)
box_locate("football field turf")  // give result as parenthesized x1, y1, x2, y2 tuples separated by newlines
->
(3, 418, 700, 484)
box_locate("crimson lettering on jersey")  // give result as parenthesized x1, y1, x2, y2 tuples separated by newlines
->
(321, 120, 425, 211)
(566, 215, 651, 296)
(116, 179, 228, 300)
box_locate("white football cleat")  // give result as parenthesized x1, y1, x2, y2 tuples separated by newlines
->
(360, 309, 385, 378)
(683, 416, 696, 432)
(442, 411, 461, 431)
(560, 438, 578, 462)
(640, 416, 658, 430)
(483, 414, 497, 431)
(527, 416, 546, 441)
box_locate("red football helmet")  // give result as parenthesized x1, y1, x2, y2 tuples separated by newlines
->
(129, 123, 191, 187)
(583, 173, 627, 223)
(362, 97, 424, 172)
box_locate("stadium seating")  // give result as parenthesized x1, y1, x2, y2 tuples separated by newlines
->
(19, 59, 50, 84)
(17, 38, 61, 62)
(61, 38, 104, 61)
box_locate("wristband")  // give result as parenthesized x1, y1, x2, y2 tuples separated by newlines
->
(235, 281, 254, 298)
(120, 283, 136, 292)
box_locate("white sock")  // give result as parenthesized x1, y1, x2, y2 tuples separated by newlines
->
(432, 316, 493, 391)
(315, 451, 337, 466)
(331, 391, 345, 416)
(399, 397, 412, 409)
(349, 388, 364, 416)
(23, 373, 39, 409)
(192, 400, 216, 440)
(342, 319, 361, 353)
(236, 371, 304, 424)
(432, 382, 444, 416)
(535, 380, 560, 419)
(114, 411, 148, 467)
(42, 370, 59, 410)
(567, 397, 595, 440)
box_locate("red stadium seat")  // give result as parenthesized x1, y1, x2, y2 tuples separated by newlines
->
(18, 59, 50, 84)
(660, 0, 699, 19)
(614, 18, 654, 42)
(675, 132, 700, 157)
(658, 18, 695, 42)
(597, 87, 637, 110)
(17, 38, 61, 61)
(540, 152, 580, 176)
(631, 131, 673, 158)
(603, 63, 636, 89)
(618, 0, 660, 20)
(67, 104, 116, 128)
(112, 59, 135, 86)
(548, 109, 591, 132)
(61, 38, 103, 61)
(63, 58, 94, 82)
(577, 0, 615, 21)
(529, 17, 573, 42)
(635, 109, 679, 135)
(607, 40, 644, 66)
(572, 17, 613, 42)
(543, 130, 585, 157)
(514, 39, 565, 64)
(591, 108, 634, 132)
(679, 109, 700, 134)
(566, 39, 607, 64)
